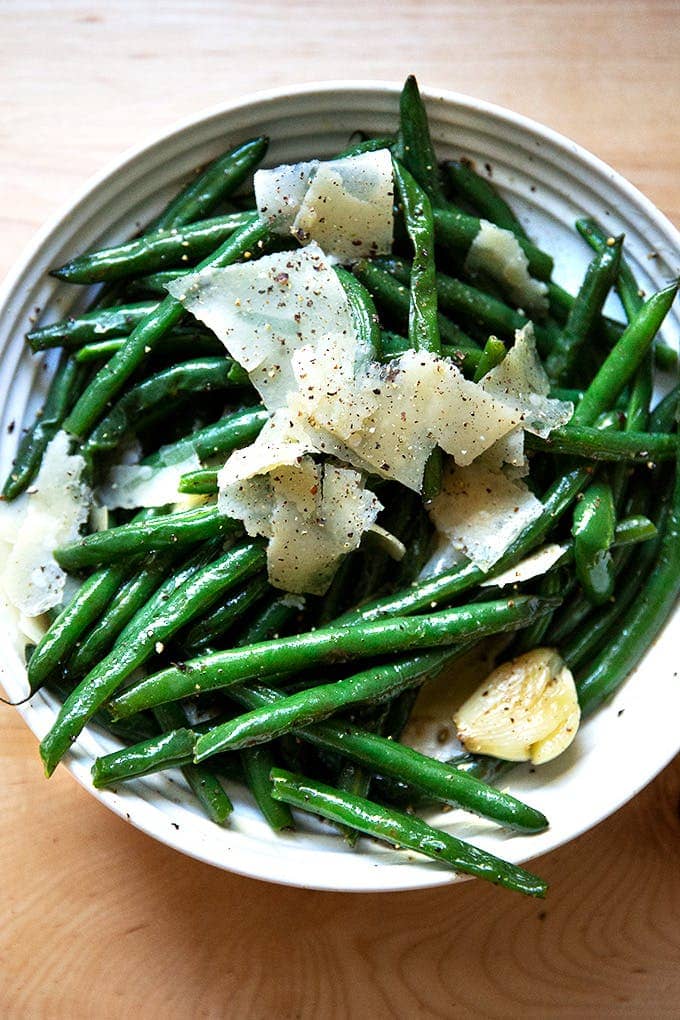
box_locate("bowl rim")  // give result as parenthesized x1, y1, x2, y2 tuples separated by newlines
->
(2, 78, 679, 893)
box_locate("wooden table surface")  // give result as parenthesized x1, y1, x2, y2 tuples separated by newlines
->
(2, 3, 679, 1016)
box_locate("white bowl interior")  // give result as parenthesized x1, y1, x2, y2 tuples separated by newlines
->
(1, 83, 679, 892)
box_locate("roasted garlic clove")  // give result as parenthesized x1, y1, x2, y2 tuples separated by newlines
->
(453, 648, 580, 765)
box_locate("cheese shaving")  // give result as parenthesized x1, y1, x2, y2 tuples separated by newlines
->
(465, 220, 549, 314)
(97, 447, 201, 510)
(167, 243, 356, 410)
(428, 459, 543, 572)
(0, 431, 91, 616)
(255, 150, 394, 262)
(481, 324, 573, 439)
(290, 347, 523, 491)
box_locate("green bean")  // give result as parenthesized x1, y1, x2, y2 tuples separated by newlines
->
(147, 136, 267, 232)
(545, 238, 623, 384)
(352, 261, 481, 374)
(190, 405, 269, 460)
(575, 449, 679, 714)
(396, 75, 446, 206)
(527, 424, 675, 462)
(392, 161, 441, 355)
(241, 745, 293, 831)
(64, 215, 269, 438)
(237, 593, 301, 645)
(74, 328, 223, 364)
(2, 354, 88, 500)
(392, 158, 442, 497)
(576, 217, 678, 371)
(127, 269, 186, 297)
(25, 508, 161, 692)
(572, 282, 678, 426)
(92, 728, 197, 787)
(444, 160, 528, 238)
(377, 256, 556, 348)
(55, 505, 241, 572)
(269, 769, 546, 896)
(572, 480, 616, 604)
(473, 336, 506, 382)
(110, 594, 556, 718)
(334, 266, 382, 368)
(27, 302, 159, 351)
(51, 212, 253, 285)
(432, 207, 553, 282)
(68, 552, 175, 677)
(380, 329, 477, 368)
(27, 564, 128, 694)
(152, 703, 233, 824)
(178, 469, 218, 495)
(182, 575, 270, 653)
(82, 357, 249, 462)
(209, 676, 549, 834)
(40, 540, 266, 775)
(333, 136, 394, 159)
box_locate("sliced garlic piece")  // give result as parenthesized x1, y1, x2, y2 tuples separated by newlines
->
(453, 648, 580, 765)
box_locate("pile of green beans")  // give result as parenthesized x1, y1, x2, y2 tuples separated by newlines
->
(3, 76, 678, 898)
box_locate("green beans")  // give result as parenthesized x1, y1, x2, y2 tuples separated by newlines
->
(27, 564, 128, 694)
(396, 75, 446, 207)
(352, 260, 481, 374)
(269, 769, 547, 896)
(68, 552, 175, 677)
(392, 158, 442, 497)
(392, 160, 441, 356)
(82, 357, 249, 462)
(55, 505, 241, 572)
(473, 336, 506, 382)
(545, 237, 623, 384)
(334, 266, 382, 369)
(64, 214, 268, 438)
(444, 160, 528, 238)
(572, 480, 616, 604)
(51, 212, 254, 285)
(432, 207, 554, 282)
(152, 702, 233, 824)
(527, 424, 675, 462)
(110, 594, 556, 718)
(181, 575, 270, 653)
(178, 469, 218, 495)
(576, 217, 678, 371)
(190, 405, 269, 460)
(2, 353, 88, 500)
(334, 136, 395, 159)
(240, 746, 294, 831)
(27, 302, 159, 351)
(378, 256, 555, 347)
(92, 728, 197, 787)
(572, 282, 678, 426)
(576, 445, 679, 714)
(40, 541, 266, 774)
(224, 680, 549, 834)
(147, 136, 267, 232)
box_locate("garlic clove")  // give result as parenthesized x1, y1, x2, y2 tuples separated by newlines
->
(453, 648, 580, 765)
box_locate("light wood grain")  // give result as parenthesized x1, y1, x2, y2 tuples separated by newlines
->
(1, 2, 679, 1017)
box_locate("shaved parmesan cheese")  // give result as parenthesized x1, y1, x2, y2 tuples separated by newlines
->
(1, 431, 91, 616)
(480, 543, 567, 588)
(255, 150, 394, 262)
(268, 464, 381, 594)
(481, 325, 573, 439)
(465, 220, 549, 314)
(97, 447, 201, 510)
(167, 244, 356, 410)
(428, 460, 543, 572)
(291, 347, 522, 491)
(255, 159, 318, 232)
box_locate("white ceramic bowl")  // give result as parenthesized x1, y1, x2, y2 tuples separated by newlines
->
(1, 82, 679, 893)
